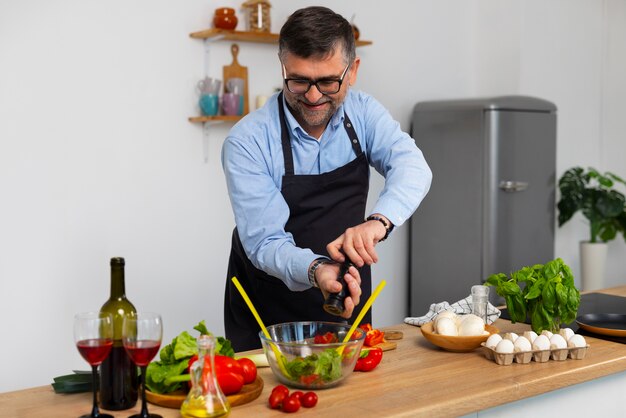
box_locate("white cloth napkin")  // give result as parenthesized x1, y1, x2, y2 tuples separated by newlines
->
(404, 295, 501, 326)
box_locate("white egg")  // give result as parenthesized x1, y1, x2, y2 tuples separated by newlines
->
(568, 334, 587, 348)
(458, 315, 485, 336)
(549, 334, 567, 349)
(495, 339, 515, 354)
(485, 333, 503, 349)
(503, 332, 518, 342)
(523, 331, 538, 343)
(513, 336, 532, 352)
(532, 334, 551, 350)
(559, 328, 575, 341)
(436, 317, 458, 336)
(540, 330, 553, 339)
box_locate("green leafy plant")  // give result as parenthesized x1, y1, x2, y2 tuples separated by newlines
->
(486, 258, 580, 333)
(558, 167, 626, 243)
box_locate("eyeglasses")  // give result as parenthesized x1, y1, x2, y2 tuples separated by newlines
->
(282, 62, 351, 95)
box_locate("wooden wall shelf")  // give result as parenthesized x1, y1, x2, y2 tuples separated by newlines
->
(189, 28, 373, 47)
(188, 115, 242, 123)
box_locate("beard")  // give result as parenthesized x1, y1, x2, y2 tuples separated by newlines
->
(285, 94, 338, 131)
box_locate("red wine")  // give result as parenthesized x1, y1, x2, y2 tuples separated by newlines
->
(76, 338, 113, 366)
(99, 257, 138, 410)
(124, 340, 161, 367)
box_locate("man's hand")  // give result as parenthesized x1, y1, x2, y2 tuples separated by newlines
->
(326, 215, 390, 267)
(315, 263, 362, 319)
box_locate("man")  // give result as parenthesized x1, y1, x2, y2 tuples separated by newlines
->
(222, 6, 432, 351)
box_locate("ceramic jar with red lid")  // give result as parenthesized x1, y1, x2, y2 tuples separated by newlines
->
(214, 7, 238, 30)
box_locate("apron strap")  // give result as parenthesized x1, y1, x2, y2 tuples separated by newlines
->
(343, 113, 363, 156)
(277, 92, 295, 176)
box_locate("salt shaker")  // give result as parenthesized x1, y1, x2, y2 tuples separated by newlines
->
(471, 285, 490, 323)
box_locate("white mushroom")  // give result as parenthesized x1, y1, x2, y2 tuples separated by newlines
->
(436, 317, 458, 336)
(495, 339, 515, 354)
(568, 334, 587, 348)
(435, 310, 457, 321)
(458, 315, 485, 336)
(434, 311, 457, 332)
(485, 333, 503, 349)
(513, 336, 532, 352)
(532, 334, 550, 351)
(523, 330, 538, 343)
(549, 334, 567, 350)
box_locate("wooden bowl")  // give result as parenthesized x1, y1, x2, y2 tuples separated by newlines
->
(420, 322, 499, 352)
(144, 375, 263, 409)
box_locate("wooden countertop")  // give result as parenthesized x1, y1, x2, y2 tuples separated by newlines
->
(4, 286, 626, 418)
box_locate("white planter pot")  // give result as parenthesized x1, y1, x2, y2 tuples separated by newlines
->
(580, 241, 608, 291)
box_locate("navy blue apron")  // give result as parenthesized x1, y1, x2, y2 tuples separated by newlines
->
(224, 93, 372, 351)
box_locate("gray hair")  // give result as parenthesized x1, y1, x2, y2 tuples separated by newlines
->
(278, 6, 356, 65)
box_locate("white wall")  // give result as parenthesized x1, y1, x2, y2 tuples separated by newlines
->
(1, 0, 625, 392)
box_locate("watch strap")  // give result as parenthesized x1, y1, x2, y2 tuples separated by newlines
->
(308, 257, 328, 288)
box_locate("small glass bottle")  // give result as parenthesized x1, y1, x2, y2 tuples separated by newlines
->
(181, 335, 230, 418)
(471, 284, 490, 323)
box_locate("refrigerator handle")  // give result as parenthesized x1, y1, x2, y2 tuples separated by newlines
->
(499, 180, 529, 192)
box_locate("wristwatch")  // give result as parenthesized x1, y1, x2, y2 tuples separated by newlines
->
(308, 258, 328, 288)
(366, 215, 394, 241)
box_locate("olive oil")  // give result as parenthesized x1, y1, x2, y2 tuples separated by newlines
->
(181, 335, 230, 418)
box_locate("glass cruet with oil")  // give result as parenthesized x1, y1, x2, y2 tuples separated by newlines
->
(181, 334, 230, 418)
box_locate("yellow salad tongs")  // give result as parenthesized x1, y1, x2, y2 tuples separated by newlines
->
(230, 276, 292, 378)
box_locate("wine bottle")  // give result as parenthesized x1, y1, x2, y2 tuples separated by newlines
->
(99, 257, 138, 410)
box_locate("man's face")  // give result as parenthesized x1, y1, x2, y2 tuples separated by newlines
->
(281, 48, 359, 137)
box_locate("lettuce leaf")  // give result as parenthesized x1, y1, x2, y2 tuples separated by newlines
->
(145, 360, 190, 394)
(173, 331, 198, 360)
(145, 321, 235, 394)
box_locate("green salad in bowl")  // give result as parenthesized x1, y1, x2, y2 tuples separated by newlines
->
(259, 321, 365, 389)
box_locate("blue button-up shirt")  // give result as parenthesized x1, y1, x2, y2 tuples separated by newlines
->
(222, 90, 432, 291)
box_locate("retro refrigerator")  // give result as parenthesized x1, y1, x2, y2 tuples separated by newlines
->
(409, 96, 557, 315)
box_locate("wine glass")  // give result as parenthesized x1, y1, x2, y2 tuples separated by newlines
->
(74, 312, 114, 418)
(122, 312, 163, 418)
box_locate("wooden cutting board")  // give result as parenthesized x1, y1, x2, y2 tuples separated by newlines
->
(371, 330, 403, 351)
(373, 340, 397, 351)
(145, 375, 263, 409)
(223, 43, 249, 115)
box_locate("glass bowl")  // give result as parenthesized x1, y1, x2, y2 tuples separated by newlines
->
(259, 321, 365, 389)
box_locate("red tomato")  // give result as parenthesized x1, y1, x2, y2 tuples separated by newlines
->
(301, 391, 318, 408)
(282, 394, 301, 413)
(268, 389, 287, 409)
(299, 374, 320, 386)
(291, 391, 304, 400)
(237, 358, 257, 384)
(216, 371, 244, 395)
(214, 355, 243, 377)
(313, 331, 337, 344)
(271, 385, 290, 397)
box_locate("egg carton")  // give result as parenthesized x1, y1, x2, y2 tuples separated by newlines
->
(481, 343, 590, 365)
